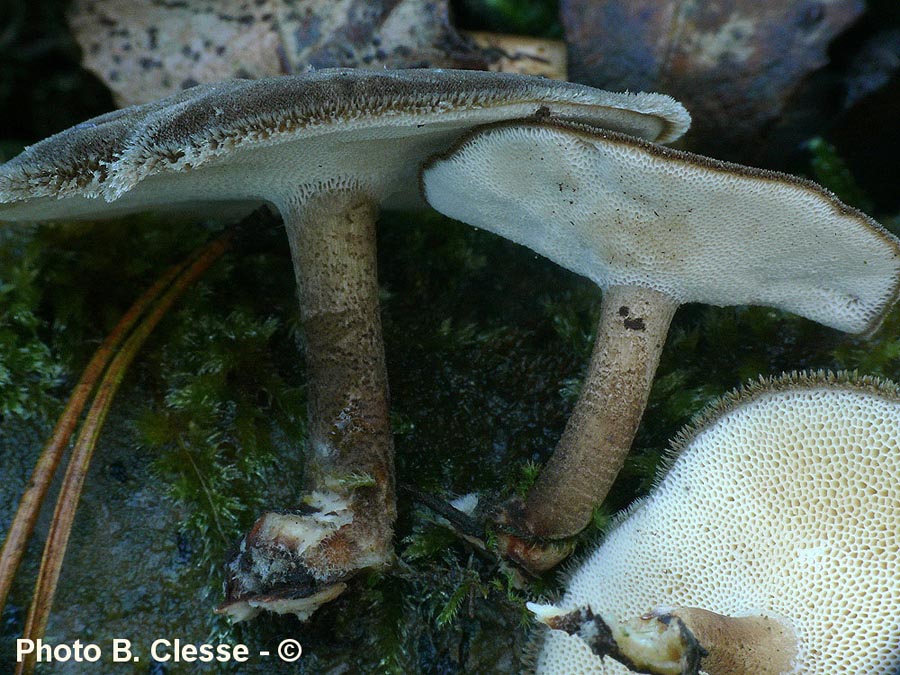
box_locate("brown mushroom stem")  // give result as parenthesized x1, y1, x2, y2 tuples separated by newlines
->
(286, 188, 396, 559)
(544, 605, 797, 675)
(506, 285, 677, 554)
(219, 189, 395, 619)
(659, 607, 797, 675)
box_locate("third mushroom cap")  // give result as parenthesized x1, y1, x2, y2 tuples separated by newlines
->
(530, 371, 900, 675)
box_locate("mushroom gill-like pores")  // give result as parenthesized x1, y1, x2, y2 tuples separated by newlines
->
(421, 121, 900, 570)
(530, 372, 900, 675)
(0, 69, 690, 622)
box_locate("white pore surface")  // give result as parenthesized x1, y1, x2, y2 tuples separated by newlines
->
(423, 125, 900, 334)
(536, 383, 900, 675)
(0, 70, 689, 221)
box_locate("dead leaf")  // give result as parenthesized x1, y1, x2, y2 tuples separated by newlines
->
(843, 27, 900, 109)
(69, 0, 490, 106)
(466, 31, 567, 80)
(561, 0, 864, 160)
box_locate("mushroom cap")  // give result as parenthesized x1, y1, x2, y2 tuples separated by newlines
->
(422, 122, 900, 335)
(0, 69, 689, 221)
(534, 371, 900, 675)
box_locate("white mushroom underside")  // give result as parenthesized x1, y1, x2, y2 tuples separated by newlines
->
(0, 70, 690, 220)
(536, 383, 900, 675)
(1, 121, 497, 220)
(422, 125, 900, 334)
(1, 110, 559, 220)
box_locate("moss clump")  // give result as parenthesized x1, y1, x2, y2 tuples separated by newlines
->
(137, 307, 304, 573)
(806, 137, 874, 213)
(126, 218, 307, 638)
(0, 229, 65, 419)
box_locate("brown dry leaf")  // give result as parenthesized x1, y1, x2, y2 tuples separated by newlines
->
(466, 31, 567, 80)
(69, 0, 491, 106)
(562, 0, 864, 160)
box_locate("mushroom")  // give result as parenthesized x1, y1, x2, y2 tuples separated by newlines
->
(0, 69, 690, 621)
(421, 121, 900, 569)
(531, 371, 900, 675)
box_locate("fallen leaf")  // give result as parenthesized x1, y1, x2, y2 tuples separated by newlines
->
(69, 0, 490, 106)
(561, 0, 864, 160)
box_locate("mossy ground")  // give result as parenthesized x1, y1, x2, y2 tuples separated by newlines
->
(1, 1, 899, 673)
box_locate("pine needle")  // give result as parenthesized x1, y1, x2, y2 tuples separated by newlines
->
(13, 230, 232, 675)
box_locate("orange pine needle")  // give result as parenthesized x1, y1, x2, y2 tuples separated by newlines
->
(11, 230, 232, 675)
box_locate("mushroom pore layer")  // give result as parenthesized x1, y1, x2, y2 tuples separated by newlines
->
(535, 373, 900, 675)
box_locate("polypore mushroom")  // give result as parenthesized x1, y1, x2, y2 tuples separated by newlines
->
(421, 121, 900, 570)
(530, 371, 900, 675)
(0, 69, 690, 621)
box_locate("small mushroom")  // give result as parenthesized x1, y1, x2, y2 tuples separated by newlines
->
(0, 70, 690, 621)
(421, 121, 900, 569)
(531, 371, 900, 675)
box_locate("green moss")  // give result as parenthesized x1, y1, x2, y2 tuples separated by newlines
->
(0, 229, 65, 419)
(514, 460, 542, 496)
(396, 492, 555, 657)
(454, 0, 562, 37)
(135, 241, 306, 617)
(806, 137, 874, 213)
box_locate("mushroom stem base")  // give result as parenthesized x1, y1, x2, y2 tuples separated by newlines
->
(220, 188, 395, 621)
(541, 605, 797, 675)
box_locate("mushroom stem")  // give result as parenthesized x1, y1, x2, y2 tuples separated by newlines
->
(656, 608, 797, 675)
(541, 605, 797, 675)
(286, 188, 394, 506)
(220, 189, 395, 620)
(282, 187, 396, 563)
(518, 285, 678, 542)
